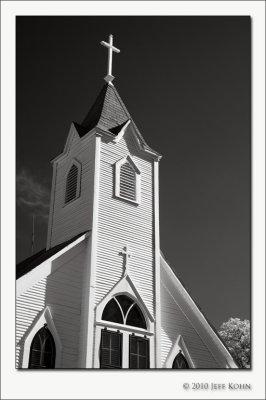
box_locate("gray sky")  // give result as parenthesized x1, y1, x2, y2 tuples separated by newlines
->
(16, 16, 251, 329)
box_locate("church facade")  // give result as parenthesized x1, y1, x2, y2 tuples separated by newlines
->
(16, 35, 237, 369)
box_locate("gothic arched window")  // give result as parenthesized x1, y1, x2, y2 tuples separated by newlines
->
(28, 326, 56, 368)
(65, 162, 81, 204)
(100, 295, 149, 369)
(102, 295, 147, 329)
(172, 351, 189, 369)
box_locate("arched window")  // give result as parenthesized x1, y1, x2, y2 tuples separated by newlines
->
(100, 295, 149, 369)
(119, 161, 136, 201)
(102, 295, 146, 329)
(65, 163, 80, 204)
(28, 326, 56, 368)
(172, 351, 189, 369)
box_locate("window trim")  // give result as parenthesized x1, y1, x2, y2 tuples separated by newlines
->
(100, 328, 123, 369)
(95, 275, 154, 332)
(172, 351, 190, 369)
(21, 306, 62, 368)
(164, 334, 195, 368)
(95, 325, 154, 369)
(129, 333, 150, 369)
(93, 275, 155, 368)
(28, 325, 56, 369)
(114, 155, 141, 205)
(101, 295, 147, 329)
(64, 159, 82, 206)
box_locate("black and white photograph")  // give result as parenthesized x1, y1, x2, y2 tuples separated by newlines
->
(1, 1, 265, 399)
(15, 14, 251, 370)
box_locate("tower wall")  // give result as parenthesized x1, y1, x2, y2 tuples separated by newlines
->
(47, 130, 96, 248)
(95, 133, 155, 317)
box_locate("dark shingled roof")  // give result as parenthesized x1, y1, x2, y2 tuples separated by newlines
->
(16, 232, 88, 280)
(73, 83, 161, 158)
(77, 83, 129, 136)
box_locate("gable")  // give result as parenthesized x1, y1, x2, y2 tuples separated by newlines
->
(160, 254, 238, 368)
(16, 236, 89, 369)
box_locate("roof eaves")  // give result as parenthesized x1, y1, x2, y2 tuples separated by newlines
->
(16, 231, 90, 279)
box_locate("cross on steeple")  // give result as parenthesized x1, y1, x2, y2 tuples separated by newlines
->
(119, 245, 132, 276)
(100, 34, 120, 83)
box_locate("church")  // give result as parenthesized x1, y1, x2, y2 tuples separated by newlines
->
(16, 35, 238, 369)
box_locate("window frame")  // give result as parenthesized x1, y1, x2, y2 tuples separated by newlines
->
(164, 334, 195, 368)
(28, 325, 56, 369)
(172, 351, 190, 369)
(101, 295, 147, 330)
(93, 276, 155, 368)
(129, 333, 150, 369)
(95, 325, 153, 369)
(99, 328, 123, 369)
(21, 306, 62, 369)
(114, 155, 141, 205)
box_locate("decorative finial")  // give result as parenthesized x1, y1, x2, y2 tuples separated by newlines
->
(100, 34, 120, 83)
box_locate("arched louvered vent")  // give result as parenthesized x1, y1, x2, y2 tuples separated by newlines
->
(65, 164, 79, 204)
(120, 162, 136, 201)
(28, 326, 56, 368)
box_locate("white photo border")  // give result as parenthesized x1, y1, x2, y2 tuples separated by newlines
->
(1, 1, 265, 399)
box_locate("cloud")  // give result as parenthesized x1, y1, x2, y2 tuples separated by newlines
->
(16, 170, 50, 220)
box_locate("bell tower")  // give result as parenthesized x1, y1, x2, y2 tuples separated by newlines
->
(46, 35, 162, 367)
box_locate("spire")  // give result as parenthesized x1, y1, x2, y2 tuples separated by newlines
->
(72, 38, 161, 159)
(100, 34, 120, 83)
(78, 83, 129, 134)
(73, 83, 161, 159)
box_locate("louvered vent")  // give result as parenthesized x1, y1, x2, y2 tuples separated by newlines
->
(65, 164, 79, 204)
(120, 162, 136, 201)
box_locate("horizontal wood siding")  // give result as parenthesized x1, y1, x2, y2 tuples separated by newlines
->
(16, 241, 87, 368)
(160, 260, 220, 368)
(49, 131, 96, 248)
(95, 133, 155, 317)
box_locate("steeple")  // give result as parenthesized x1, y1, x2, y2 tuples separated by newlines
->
(76, 83, 128, 134)
(73, 83, 161, 159)
(70, 34, 160, 159)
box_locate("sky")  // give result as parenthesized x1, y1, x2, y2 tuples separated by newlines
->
(16, 16, 251, 330)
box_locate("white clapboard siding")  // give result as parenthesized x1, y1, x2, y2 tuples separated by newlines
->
(49, 132, 96, 248)
(95, 132, 155, 317)
(16, 240, 87, 368)
(160, 256, 224, 368)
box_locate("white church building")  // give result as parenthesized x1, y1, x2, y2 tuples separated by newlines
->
(16, 35, 238, 369)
